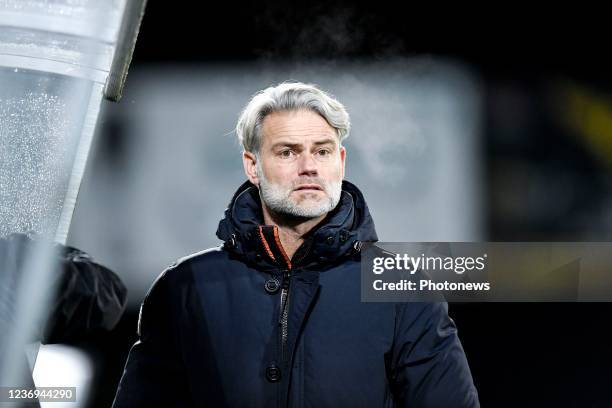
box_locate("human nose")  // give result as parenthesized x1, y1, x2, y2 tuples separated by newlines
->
(297, 152, 318, 176)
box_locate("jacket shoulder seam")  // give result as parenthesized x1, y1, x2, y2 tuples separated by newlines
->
(165, 245, 224, 271)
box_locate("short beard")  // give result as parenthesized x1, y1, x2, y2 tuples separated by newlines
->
(256, 159, 342, 219)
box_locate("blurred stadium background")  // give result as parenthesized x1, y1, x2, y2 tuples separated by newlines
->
(58, 2, 612, 407)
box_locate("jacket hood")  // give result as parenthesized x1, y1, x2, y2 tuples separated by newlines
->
(216, 180, 378, 270)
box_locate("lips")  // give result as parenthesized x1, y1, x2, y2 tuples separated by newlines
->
(294, 184, 323, 191)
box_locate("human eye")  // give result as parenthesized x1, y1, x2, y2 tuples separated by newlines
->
(278, 149, 294, 159)
(316, 148, 332, 159)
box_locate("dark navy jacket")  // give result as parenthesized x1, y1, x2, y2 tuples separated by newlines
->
(113, 180, 479, 407)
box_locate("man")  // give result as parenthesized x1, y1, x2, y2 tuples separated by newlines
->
(113, 82, 479, 407)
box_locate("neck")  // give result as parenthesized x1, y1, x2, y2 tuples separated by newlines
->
(261, 204, 326, 260)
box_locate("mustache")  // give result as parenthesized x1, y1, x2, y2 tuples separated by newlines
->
(291, 178, 326, 189)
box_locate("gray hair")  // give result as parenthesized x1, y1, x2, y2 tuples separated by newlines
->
(236, 82, 350, 153)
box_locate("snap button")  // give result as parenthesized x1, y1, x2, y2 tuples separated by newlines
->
(265, 365, 281, 382)
(264, 278, 280, 294)
(326, 236, 334, 245)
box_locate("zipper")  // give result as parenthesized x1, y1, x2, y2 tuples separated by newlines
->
(277, 239, 312, 367)
(279, 268, 291, 365)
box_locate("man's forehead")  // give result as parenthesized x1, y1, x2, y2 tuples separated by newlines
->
(261, 110, 336, 145)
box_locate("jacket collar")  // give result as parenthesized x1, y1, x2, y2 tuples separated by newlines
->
(216, 180, 378, 271)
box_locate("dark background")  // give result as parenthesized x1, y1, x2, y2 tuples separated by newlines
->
(83, 2, 612, 407)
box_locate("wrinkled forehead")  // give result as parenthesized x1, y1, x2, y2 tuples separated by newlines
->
(260, 109, 338, 147)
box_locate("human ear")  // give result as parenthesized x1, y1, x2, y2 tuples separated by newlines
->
(243, 151, 260, 185)
(339, 146, 346, 179)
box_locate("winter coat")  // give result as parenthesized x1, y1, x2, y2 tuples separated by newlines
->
(113, 180, 479, 407)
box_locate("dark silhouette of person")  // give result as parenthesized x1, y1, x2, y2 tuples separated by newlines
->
(0, 233, 127, 407)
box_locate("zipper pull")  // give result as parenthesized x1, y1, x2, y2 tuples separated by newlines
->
(282, 269, 290, 289)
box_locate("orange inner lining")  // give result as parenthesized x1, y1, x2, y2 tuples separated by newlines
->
(272, 226, 292, 269)
(258, 225, 276, 261)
